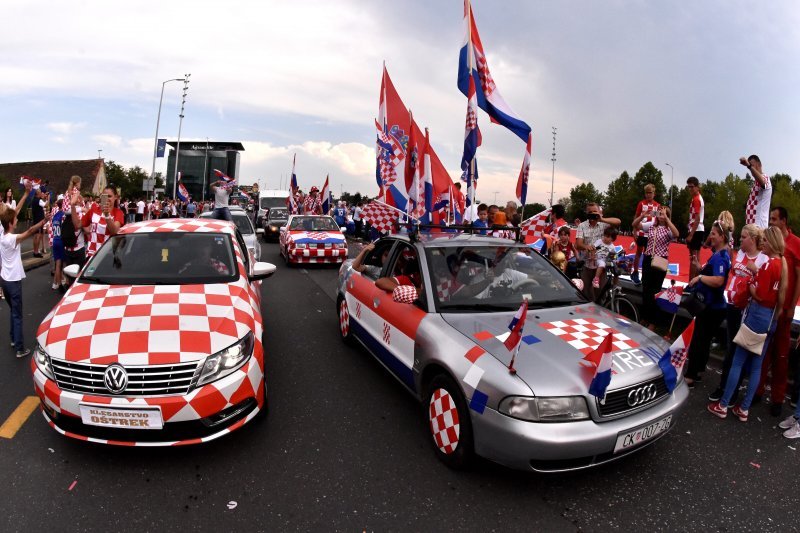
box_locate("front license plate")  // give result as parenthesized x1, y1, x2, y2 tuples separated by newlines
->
(79, 404, 163, 430)
(614, 414, 672, 453)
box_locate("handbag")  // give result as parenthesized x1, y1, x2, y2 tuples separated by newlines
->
(680, 287, 707, 315)
(650, 256, 669, 272)
(733, 305, 777, 355)
(732, 323, 767, 354)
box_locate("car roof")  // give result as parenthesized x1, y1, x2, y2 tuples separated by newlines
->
(379, 232, 519, 248)
(119, 218, 238, 236)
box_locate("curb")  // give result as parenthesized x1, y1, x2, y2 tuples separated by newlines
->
(22, 252, 50, 272)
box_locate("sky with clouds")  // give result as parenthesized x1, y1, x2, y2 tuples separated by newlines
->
(1, 0, 798, 205)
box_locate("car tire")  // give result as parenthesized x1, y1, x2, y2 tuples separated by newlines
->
(337, 296, 353, 344)
(424, 374, 475, 469)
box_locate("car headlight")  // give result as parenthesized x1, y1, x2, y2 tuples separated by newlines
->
(499, 396, 589, 422)
(295, 243, 307, 249)
(196, 332, 254, 387)
(34, 342, 55, 380)
(336, 242, 346, 249)
(269, 225, 278, 231)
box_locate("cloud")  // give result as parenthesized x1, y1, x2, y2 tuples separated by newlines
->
(92, 134, 122, 147)
(46, 121, 86, 135)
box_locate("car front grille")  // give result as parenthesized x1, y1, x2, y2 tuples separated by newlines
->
(597, 376, 669, 417)
(51, 359, 200, 396)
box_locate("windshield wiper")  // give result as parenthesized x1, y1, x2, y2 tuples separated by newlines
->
(527, 298, 586, 309)
(439, 303, 518, 312)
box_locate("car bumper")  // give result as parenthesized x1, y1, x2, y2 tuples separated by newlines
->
(287, 247, 347, 263)
(32, 358, 265, 446)
(471, 382, 689, 472)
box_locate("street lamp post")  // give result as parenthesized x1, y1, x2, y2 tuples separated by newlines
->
(550, 127, 557, 206)
(202, 137, 209, 202)
(172, 74, 191, 200)
(665, 162, 674, 209)
(151, 78, 185, 202)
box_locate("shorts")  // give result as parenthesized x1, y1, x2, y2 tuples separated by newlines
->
(52, 242, 65, 262)
(636, 235, 648, 248)
(32, 209, 45, 224)
(688, 230, 706, 251)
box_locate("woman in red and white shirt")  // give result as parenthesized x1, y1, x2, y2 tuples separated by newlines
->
(707, 224, 767, 403)
(709, 226, 787, 421)
(636, 205, 678, 329)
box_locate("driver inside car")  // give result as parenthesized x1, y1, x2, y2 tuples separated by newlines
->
(178, 241, 232, 276)
(455, 251, 531, 299)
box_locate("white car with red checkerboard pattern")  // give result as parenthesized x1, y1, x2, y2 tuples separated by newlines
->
(336, 233, 689, 472)
(32, 218, 276, 446)
(279, 215, 347, 266)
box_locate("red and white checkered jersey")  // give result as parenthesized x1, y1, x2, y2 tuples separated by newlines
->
(688, 194, 704, 232)
(82, 205, 125, 257)
(644, 225, 673, 258)
(745, 175, 772, 229)
(635, 200, 660, 237)
(724, 249, 767, 306)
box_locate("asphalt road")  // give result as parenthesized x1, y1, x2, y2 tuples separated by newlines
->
(0, 241, 797, 532)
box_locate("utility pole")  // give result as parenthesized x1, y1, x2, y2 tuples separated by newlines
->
(665, 162, 674, 210)
(172, 73, 191, 200)
(550, 126, 557, 206)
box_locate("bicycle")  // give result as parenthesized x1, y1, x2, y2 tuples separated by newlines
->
(576, 250, 640, 322)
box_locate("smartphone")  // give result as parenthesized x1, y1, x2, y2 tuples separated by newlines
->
(100, 193, 110, 211)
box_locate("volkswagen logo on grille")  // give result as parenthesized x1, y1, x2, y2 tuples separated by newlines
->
(103, 364, 128, 394)
(627, 383, 657, 407)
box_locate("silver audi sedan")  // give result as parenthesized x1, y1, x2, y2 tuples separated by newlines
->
(336, 233, 689, 472)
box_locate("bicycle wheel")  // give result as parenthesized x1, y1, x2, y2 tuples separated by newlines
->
(613, 296, 639, 323)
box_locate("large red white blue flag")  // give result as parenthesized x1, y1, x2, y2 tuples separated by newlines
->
(516, 133, 532, 206)
(377, 66, 456, 212)
(461, 75, 482, 207)
(420, 129, 434, 223)
(176, 173, 189, 202)
(658, 319, 695, 393)
(583, 332, 615, 401)
(320, 174, 330, 214)
(458, 0, 531, 142)
(213, 169, 234, 184)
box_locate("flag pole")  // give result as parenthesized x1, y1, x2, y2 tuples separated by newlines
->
(466, 2, 476, 222)
(508, 341, 520, 375)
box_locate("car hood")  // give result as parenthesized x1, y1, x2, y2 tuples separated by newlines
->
(442, 304, 669, 396)
(37, 281, 258, 365)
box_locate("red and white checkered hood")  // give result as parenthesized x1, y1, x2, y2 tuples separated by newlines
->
(37, 279, 260, 365)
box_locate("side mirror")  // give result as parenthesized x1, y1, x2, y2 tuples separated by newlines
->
(63, 264, 81, 279)
(256, 228, 265, 235)
(392, 285, 418, 304)
(250, 262, 276, 281)
(340, 227, 346, 233)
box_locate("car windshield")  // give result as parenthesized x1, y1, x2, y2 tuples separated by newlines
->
(288, 216, 339, 231)
(261, 197, 287, 209)
(80, 233, 238, 285)
(426, 244, 586, 312)
(268, 208, 288, 221)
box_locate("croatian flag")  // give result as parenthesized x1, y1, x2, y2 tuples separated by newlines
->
(176, 173, 189, 202)
(287, 154, 299, 214)
(503, 300, 528, 352)
(655, 285, 683, 314)
(583, 332, 615, 401)
(421, 129, 434, 223)
(658, 319, 695, 393)
(458, 0, 532, 143)
(461, 75, 482, 208)
(516, 133, 532, 206)
(320, 174, 330, 214)
(19, 175, 42, 190)
(213, 169, 234, 184)
(520, 208, 552, 241)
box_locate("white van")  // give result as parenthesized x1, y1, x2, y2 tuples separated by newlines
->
(257, 189, 290, 228)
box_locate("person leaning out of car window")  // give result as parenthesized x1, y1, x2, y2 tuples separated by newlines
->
(683, 219, 733, 387)
(351, 242, 390, 278)
(635, 205, 679, 331)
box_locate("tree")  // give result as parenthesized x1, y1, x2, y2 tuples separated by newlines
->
(104, 161, 161, 200)
(522, 202, 547, 217)
(603, 163, 667, 232)
(567, 182, 604, 221)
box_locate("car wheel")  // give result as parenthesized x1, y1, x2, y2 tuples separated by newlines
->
(337, 296, 353, 343)
(424, 374, 474, 469)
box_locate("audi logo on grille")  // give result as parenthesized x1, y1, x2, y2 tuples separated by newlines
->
(103, 364, 128, 394)
(627, 383, 657, 407)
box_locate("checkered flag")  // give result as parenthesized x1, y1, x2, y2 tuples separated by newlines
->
(361, 201, 397, 235)
(520, 208, 552, 240)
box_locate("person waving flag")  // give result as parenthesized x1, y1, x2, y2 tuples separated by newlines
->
(213, 169, 234, 184)
(458, 0, 532, 142)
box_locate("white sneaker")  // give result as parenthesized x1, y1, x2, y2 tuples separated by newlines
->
(783, 421, 800, 439)
(51, 283, 58, 290)
(779, 415, 799, 430)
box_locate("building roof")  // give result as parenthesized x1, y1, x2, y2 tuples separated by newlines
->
(0, 159, 105, 195)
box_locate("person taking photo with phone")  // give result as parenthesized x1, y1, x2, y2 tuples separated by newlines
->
(79, 185, 124, 259)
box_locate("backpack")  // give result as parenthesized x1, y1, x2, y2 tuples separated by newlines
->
(60, 213, 77, 248)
